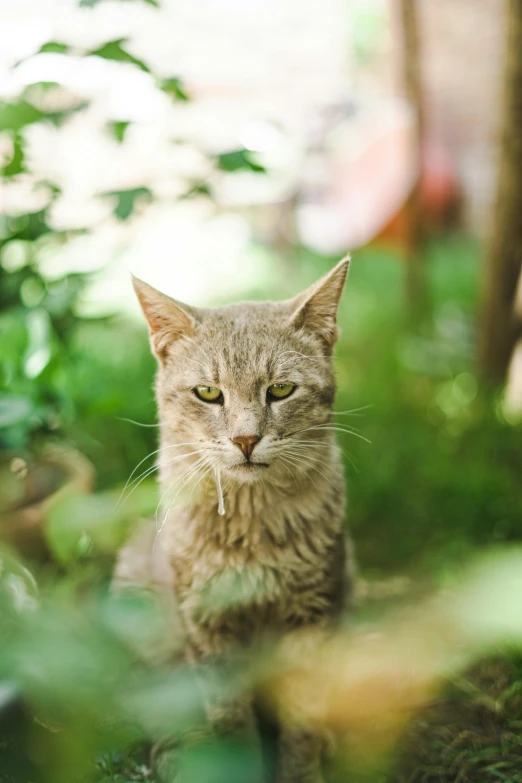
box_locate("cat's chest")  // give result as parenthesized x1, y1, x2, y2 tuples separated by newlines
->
(165, 503, 343, 631)
(172, 524, 324, 590)
(170, 501, 334, 575)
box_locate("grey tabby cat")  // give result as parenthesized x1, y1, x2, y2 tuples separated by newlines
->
(114, 258, 355, 783)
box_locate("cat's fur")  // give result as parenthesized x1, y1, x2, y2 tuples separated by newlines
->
(114, 259, 355, 782)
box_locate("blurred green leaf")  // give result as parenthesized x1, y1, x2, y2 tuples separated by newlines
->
(88, 39, 151, 73)
(181, 182, 212, 199)
(0, 395, 33, 429)
(24, 309, 52, 379)
(24, 81, 61, 92)
(108, 121, 131, 143)
(123, 668, 204, 738)
(38, 42, 70, 54)
(159, 76, 189, 101)
(43, 483, 155, 563)
(44, 489, 111, 562)
(0, 100, 43, 132)
(103, 187, 153, 220)
(2, 132, 25, 177)
(0, 97, 87, 134)
(216, 149, 266, 174)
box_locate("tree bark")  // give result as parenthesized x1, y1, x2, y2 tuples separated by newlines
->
(479, 0, 522, 386)
(398, 0, 427, 321)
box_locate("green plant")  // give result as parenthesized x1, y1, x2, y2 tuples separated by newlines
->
(0, 210, 90, 452)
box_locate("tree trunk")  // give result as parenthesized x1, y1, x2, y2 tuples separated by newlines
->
(398, 0, 427, 321)
(479, 0, 522, 386)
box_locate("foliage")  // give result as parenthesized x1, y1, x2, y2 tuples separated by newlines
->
(0, 12, 269, 456)
(0, 211, 86, 452)
(330, 237, 522, 576)
(1, 542, 522, 783)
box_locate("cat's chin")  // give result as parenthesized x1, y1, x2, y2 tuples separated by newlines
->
(223, 462, 270, 483)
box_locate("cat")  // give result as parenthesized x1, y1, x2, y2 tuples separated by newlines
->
(113, 258, 355, 783)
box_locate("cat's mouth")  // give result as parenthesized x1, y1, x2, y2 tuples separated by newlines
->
(233, 462, 269, 470)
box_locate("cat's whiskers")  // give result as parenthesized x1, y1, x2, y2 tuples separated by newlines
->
(283, 435, 359, 474)
(279, 452, 325, 495)
(284, 444, 327, 461)
(277, 442, 329, 468)
(186, 462, 215, 508)
(127, 451, 199, 499)
(154, 454, 209, 523)
(308, 424, 371, 444)
(117, 441, 202, 510)
(284, 438, 361, 477)
(284, 438, 330, 447)
(277, 455, 301, 490)
(281, 447, 338, 490)
(155, 456, 209, 534)
(121, 453, 199, 519)
(285, 437, 357, 467)
(222, 468, 237, 499)
(288, 423, 371, 444)
(152, 460, 212, 553)
(116, 417, 160, 428)
(331, 405, 373, 417)
(118, 447, 207, 510)
(158, 453, 209, 507)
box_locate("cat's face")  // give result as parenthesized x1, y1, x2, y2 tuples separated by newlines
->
(134, 260, 349, 485)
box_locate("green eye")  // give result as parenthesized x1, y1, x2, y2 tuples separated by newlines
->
(194, 386, 223, 403)
(267, 383, 296, 400)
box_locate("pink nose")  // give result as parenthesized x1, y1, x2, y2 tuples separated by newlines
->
(231, 435, 261, 459)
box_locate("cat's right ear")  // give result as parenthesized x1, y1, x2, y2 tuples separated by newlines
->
(132, 276, 200, 361)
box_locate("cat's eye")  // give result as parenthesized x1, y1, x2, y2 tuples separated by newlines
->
(194, 386, 223, 403)
(267, 383, 296, 401)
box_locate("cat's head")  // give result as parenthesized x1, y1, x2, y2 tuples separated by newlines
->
(133, 259, 349, 485)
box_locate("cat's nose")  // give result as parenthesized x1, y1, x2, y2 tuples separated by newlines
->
(231, 435, 261, 459)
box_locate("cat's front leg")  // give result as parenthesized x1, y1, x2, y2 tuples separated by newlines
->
(187, 637, 258, 728)
(277, 724, 326, 783)
(151, 626, 262, 782)
(186, 636, 265, 781)
(152, 669, 262, 783)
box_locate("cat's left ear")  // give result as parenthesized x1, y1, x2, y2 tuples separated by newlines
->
(289, 256, 350, 348)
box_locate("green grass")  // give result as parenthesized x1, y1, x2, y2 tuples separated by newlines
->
(393, 658, 522, 783)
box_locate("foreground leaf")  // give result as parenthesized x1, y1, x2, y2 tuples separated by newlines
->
(159, 77, 189, 102)
(0, 101, 43, 132)
(103, 187, 153, 220)
(216, 149, 266, 174)
(88, 39, 151, 73)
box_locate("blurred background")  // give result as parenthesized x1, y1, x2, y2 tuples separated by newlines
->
(1, 1, 522, 782)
